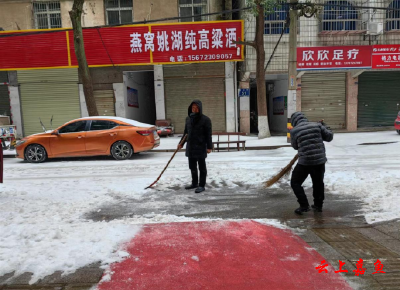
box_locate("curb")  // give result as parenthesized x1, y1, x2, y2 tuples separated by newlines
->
(3, 154, 15, 158)
(1, 145, 292, 158)
(152, 145, 292, 153)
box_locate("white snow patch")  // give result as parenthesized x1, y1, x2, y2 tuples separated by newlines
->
(305, 247, 316, 253)
(28, 130, 53, 136)
(253, 219, 289, 230)
(99, 269, 115, 283)
(73, 116, 154, 128)
(191, 256, 200, 262)
(281, 254, 301, 261)
(122, 214, 223, 224)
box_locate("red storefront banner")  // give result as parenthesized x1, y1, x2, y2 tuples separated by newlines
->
(151, 21, 242, 63)
(0, 30, 70, 70)
(0, 20, 243, 70)
(68, 26, 152, 66)
(297, 46, 373, 70)
(372, 45, 400, 69)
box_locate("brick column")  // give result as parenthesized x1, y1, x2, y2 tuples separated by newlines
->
(346, 72, 358, 131)
(239, 81, 250, 134)
(296, 78, 301, 112)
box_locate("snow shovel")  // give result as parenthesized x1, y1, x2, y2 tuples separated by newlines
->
(264, 154, 299, 188)
(145, 134, 187, 189)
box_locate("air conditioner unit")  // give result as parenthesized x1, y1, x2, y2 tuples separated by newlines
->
(367, 22, 383, 35)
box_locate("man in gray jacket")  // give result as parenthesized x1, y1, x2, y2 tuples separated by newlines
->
(290, 112, 334, 215)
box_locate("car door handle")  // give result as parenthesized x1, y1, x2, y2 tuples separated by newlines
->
(77, 136, 84, 139)
(109, 132, 117, 136)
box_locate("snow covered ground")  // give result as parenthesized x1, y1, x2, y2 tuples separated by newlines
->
(0, 130, 399, 283)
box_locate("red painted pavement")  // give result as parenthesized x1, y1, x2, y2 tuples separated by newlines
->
(98, 220, 352, 290)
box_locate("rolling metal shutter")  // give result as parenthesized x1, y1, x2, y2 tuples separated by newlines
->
(358, 72, 400, 128)
(94, 89, 115, 116)
(164, 63, 226, 133)
(0, 72, 10, 117)
(18, 68, 80, 136)
(301, 72, 346, 129)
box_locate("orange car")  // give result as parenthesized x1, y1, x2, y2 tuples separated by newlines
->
(16, 117, 160, 163)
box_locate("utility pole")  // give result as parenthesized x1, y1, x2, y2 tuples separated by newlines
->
(287, 0, 298, 143)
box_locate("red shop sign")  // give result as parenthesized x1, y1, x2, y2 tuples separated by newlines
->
(0, 20, 244, 71)
(297, 46, 372, 70)
(151, 21, 243, 64)
(68, 21, 244, 66)
(372, 44, 400, 69)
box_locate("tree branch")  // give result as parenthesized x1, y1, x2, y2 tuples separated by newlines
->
(233, 39, 255, 48)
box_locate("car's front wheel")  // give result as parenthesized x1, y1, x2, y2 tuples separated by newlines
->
(397, 130, 400, 135)
(25, 144, 47, 163)
(111, 141, 133, 160)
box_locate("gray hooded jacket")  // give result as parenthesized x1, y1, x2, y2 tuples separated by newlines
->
(290, 112, 334, 166)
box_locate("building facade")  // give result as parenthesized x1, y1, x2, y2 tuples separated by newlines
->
(240, 0, 400, 134)
(0, 0, 238, 137)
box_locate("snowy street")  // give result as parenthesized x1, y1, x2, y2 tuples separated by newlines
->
(1, 131, 400, 289)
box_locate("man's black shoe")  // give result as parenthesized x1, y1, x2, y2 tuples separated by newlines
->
(294, 207, 310, 215)
(185, 184, 198, 190)
(312, 205, 323, 212)
(195, 187, 205, 193)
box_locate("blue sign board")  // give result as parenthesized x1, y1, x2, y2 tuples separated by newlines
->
(238, 88, 250, 97)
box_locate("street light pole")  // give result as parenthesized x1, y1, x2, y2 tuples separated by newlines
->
(287, 0, 298, 143)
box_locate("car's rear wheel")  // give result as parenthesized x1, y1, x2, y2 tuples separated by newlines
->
(25, 144, 47, 163)
(111, 141, 133, 160)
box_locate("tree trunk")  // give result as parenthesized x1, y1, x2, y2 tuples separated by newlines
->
(69, 0, 98, 116)
(255, 2, 271, 139)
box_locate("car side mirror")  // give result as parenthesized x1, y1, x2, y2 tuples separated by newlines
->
(51, 130, 59, 135)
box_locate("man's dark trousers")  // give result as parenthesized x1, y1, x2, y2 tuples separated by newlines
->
(291, 163, 325, 208)
(189, 158, 207, 187)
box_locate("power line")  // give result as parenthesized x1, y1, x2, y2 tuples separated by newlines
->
(312, 3, 400, 12)
(96, 28, 115, 67)
(264, 12, 290, 73)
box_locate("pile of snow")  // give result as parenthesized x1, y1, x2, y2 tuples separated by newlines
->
(0, 162, 145, 283)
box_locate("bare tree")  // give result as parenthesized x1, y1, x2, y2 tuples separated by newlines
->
(253, 1, 270, 139)
(239, 0, 280, 139)
(69, 0, 98, 116)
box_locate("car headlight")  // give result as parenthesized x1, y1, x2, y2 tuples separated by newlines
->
(15, 140, 26, 147)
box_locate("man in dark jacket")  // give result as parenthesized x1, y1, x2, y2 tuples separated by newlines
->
(290, 112, 334, 215)
(178, 100, 212, 193)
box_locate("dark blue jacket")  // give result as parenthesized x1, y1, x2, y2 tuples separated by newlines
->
(180, 100, 212, 159)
